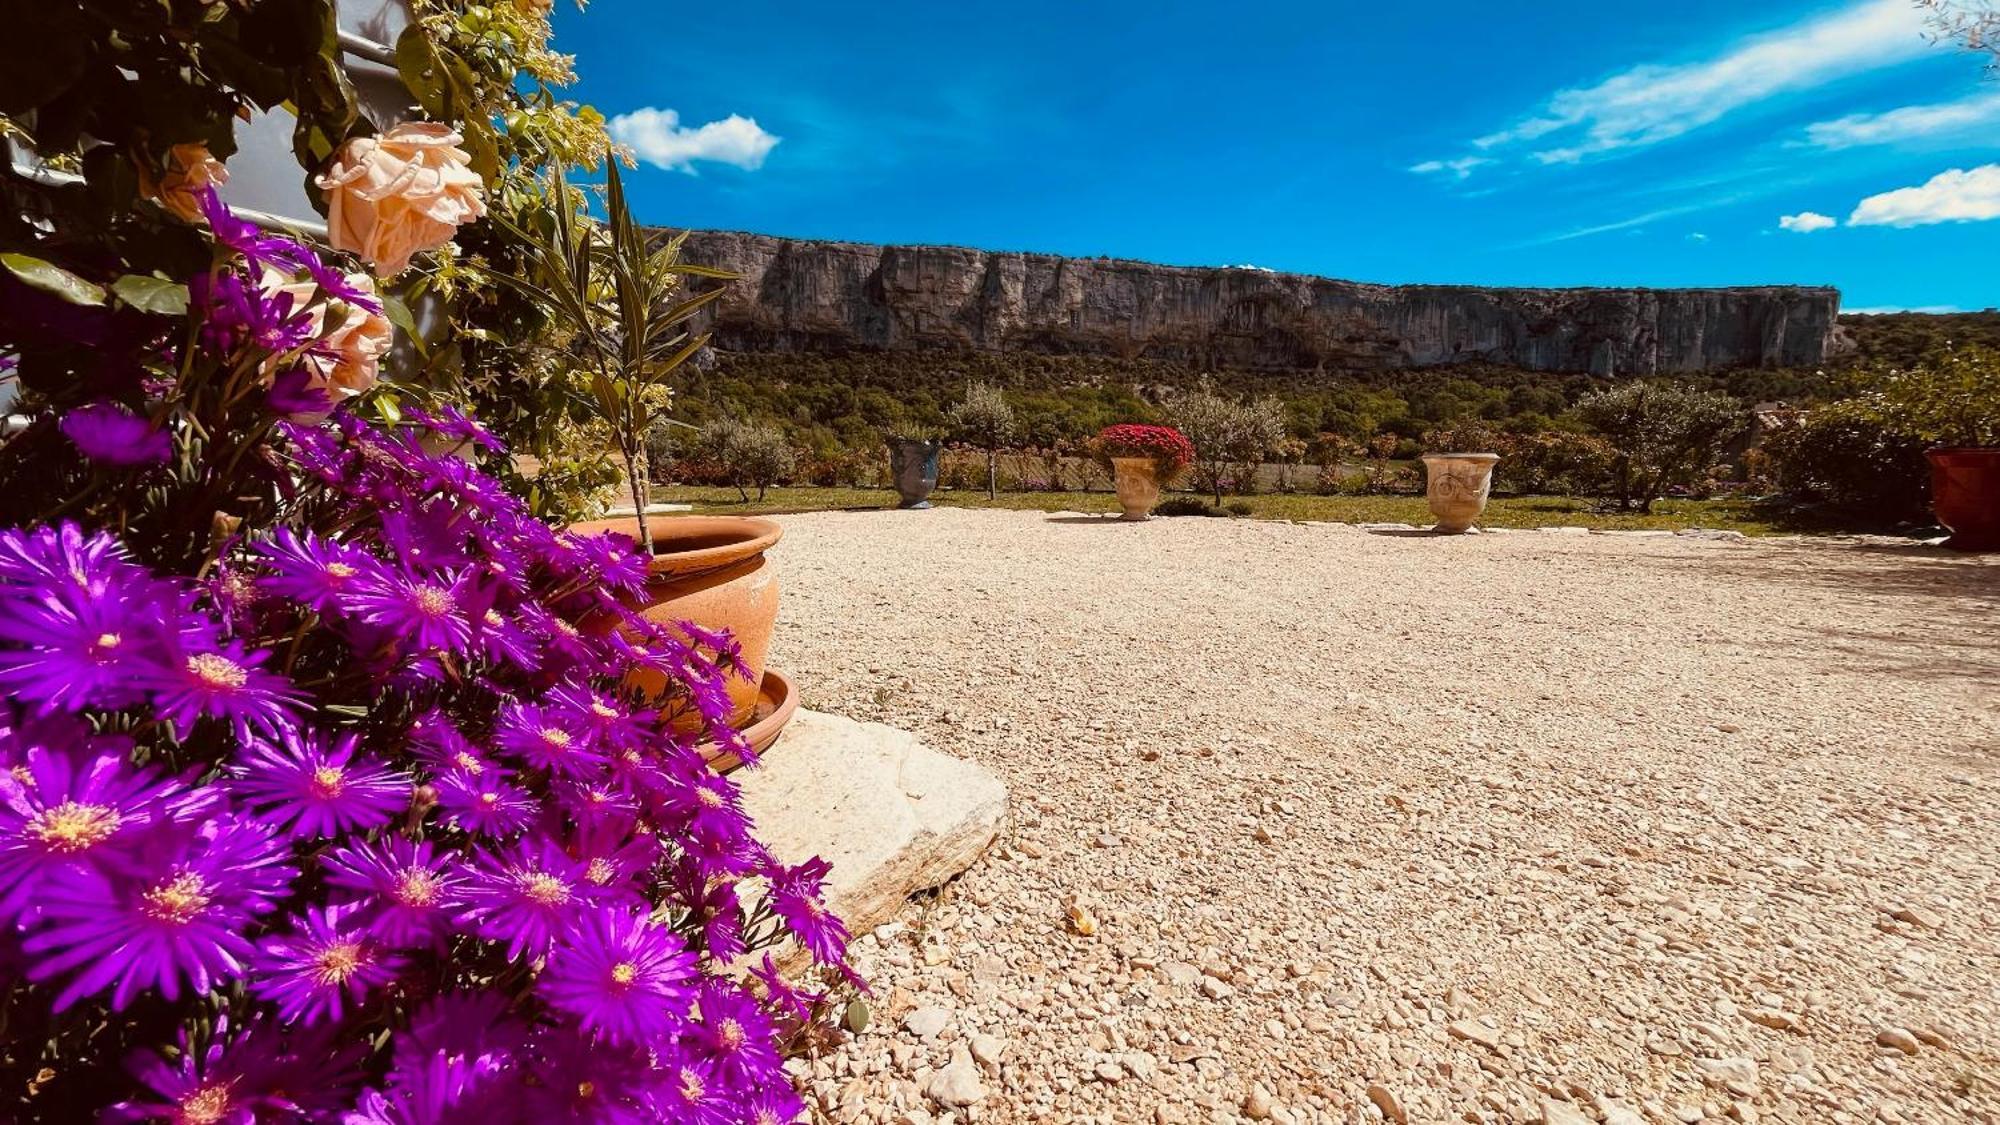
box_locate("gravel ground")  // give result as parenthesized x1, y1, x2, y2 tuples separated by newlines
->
(768, 508, 1999, 1125)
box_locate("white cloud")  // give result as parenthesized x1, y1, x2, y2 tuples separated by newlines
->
(1409, 156, 1492, 179)
(1779, 211, 1838, 232)
(1438, 0, 1930, 171)
(607, 108, 780, 173)
(1687, 232, 1710, 242)
(1849, 163, 2000, 226)
(1804, 90, 2000, 148)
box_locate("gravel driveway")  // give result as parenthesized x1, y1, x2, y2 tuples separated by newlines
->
(768, 509, 1999, 1125)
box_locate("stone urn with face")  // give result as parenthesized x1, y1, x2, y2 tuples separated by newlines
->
(888, 437, 942, 509)
(1421, 453, 1499, 534)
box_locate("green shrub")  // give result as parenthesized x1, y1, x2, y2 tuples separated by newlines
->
(698, 417, 799, 501)
(1573, 383, 1746, 511)
(1760, 345, 2000, 520)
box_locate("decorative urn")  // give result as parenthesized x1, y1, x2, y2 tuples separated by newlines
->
(1421, 453, 1499, 534)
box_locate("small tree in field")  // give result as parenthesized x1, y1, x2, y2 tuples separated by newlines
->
(949, 381, 1017, 498)
(1574, 382, 1745, 512)
(703, 417, 798, 501)
(1160, 380, 1287, 504)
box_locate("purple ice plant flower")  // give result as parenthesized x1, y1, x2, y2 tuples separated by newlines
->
(0, 522, 181, 712)
(151, 637, 304, 742)
(740, 1086, 810, 1125)
(192, 266, 318, 359)
(341, 565, 478, 656)
(522, 1028, 657, 1125)
(0, 720, 184, 923)
(252, 902, 404, 1023)
(641, 1045, 733, 1125)
(252, 528, 384, 615)
(231, 727, 409, 840)
(472, 605, 541, 671)
(689, 979, 784, 1089)
(539, 906, 698, 1047)
(323, 836, 466, 948)
(458, 839, 598, 960)
(433, 767, 536, 838)
(60, 400, 172, 466)
(22, 816, 296, 1010)
(546, 680, 655, 753)
(766, 857, 851, 968)
(494, 699, 606, 778)
(407, 404, 504, 454)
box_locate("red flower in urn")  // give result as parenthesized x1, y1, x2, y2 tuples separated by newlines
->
(1093, 424, 1195, 482)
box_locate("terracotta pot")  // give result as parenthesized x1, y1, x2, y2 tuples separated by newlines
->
(888, 437, 941, 508)
(698, 668, 799, 774)
(568, 515, 782, 725)
(1421, 453, 1499, 534)
(1927, 447, 2000, 552)
(1110, 456, 1163, 521)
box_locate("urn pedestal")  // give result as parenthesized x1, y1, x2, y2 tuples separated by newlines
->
(1421, 453, 1499, 534)
(888, 438, 942, 509)
(1927, 447, 2000, 552)
(1110, 457, 1163, 521)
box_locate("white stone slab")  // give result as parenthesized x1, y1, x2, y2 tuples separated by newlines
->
(739, 709, 1007, 938)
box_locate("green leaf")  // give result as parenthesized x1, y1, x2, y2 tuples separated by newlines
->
(842, 998, 870, 1034)
(110, 275, 189, 315)
(2, 254, 105, 306)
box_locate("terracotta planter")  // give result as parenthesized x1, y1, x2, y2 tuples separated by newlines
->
(698, 668, 799, 774)
(1110, 456, 1163, 521)
(1927, 447, 2000, 552)
(1421, 453, 1499, 534)
(888, 437, 941, 508)
(568, 515, 782, 726)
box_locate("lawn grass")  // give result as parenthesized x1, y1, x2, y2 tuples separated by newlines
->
(646, 486, 1865, 536)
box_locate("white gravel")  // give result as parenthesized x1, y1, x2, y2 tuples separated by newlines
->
(768, 508, 2000, 1125)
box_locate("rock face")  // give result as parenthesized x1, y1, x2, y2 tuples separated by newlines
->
(737, 708, 1007, 941)
(677, 230, 1840, 375)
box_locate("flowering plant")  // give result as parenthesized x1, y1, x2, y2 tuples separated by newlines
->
(0, 185, 850, 1122)
(1092, 423, 1196, 481)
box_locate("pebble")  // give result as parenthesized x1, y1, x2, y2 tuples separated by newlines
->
(1875, 1027, 1921, 1056)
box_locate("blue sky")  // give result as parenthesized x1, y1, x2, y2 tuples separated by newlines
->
(553, 0, 2000, 312)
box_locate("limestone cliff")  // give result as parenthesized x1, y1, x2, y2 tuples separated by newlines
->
(674, 230, 1840, 375)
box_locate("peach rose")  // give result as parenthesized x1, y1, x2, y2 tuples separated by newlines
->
(316, 123, 486, 278)
(144, 143, 229, 223)
(257, 267, 392, 411)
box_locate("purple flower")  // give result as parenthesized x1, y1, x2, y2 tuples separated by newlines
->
(232, 728, 409, 840)
(472, 606, 540, 670)
(192, 267, 317, 359)
(459, 839, 597, 959)
(433, 767, 536, 838)
(569, 817, 659, 902)
(323, 836, 465, 947)
(547, 680, 655, 753)
(767, 857, 850, 968)
(689, 979, 783, 1088)
(60, 401, 172, 466)
(253, 528, 384, 615)
(408, 404, 504, 454)
(152, 638, 304, 742)
(740, 1086, 810, 1125)
(104, 1015, 284, 1124)
(354, 992, 527, 1124)
(0, 720, 183, 923)
(22, 817, 296, 1009)
(0, 523, 180, 712)
(197, 187, 318, 277)
(342, 565, 478, 656)
(748, 954, 821, 1024)
(641, 1046, 732, 1125)
(523, 1028, 656, 1124)
(253, 902, 404, 1023)
(540, 906, 697, 1046)
(495, 700, 606, 778)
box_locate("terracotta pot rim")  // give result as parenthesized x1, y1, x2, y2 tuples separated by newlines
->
(699, 667, 799, 773)
(1422, 452, 1500, 462)
(568, 515, 783, 581)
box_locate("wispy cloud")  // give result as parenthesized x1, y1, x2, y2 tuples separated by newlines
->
(1849, 164, 2000, 226)
(1803, 89, 2000, 148)
(1779, 211, 1838, 232)
(608, 108, 781, 173)
(1418, 0, 1931, 175)
(1408, 156, 1492, 180)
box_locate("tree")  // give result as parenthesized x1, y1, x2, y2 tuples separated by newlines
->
(703, 417, 798, 501)
(1573, 382, 1746, 512)
(1158, 380, 1287, 504)
(1922, 1, 2000, 71)
(948, 381, 1017, 499)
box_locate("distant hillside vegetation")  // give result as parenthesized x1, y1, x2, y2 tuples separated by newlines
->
(1837, 310, 2000, 368)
